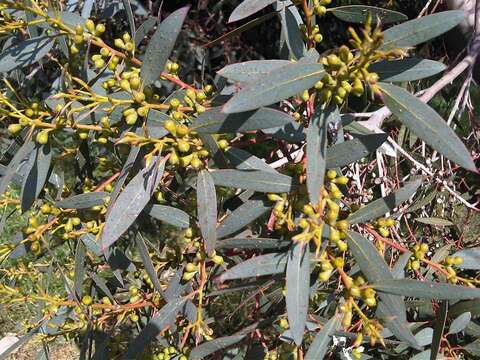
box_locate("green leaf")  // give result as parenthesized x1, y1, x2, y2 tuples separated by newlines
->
(122, 0, 135, 38)
(134, 17, 158, 47)
(380, 82, 476, 172)
(101, 157, 165, 250)
(370, 58, 446, 82)
(305, 315, 341, 360)
(326, 134, 388, 168)
(278, 1, 306, 59)
(225, 147, 277, 173)
(218, 60, 290, 83)
(449, 300, 480, 319)
(415, 217, 454, 226)
(217, 238, 290, 250)
(373, 279, 480, 300)
(146, 204, 190, 228)
(448, 312, 471, 335)
(346, 231, 418, 347)
(348, 178, 422, 224)
(197, 170, 217, 255)
(228, 0, 276, 22)
(135, 233, 164, 296)
(20, 143, 52, 212)
(286, 242, 310, 345)
(0, 140, 35, 195)
(381, 10, 465, 50)
(307, 104, 338, 205)
(0, 36, 55, 73)
(392, 251, 412, 279)
(217, 198, 271, 239)
(192, 107, 297, 134)
(74, 239, 86, 298)
(329, 5, 407, 25)
(210, 169, 296, 193)
(190, 334, 247, 359)
(141, 6, 189, 86)
(223, 62, 325, 113)
(431, 301, 448, 360)
(219, 252, 288, 281)
(55, 192, 109, 209)
(451, 247, 480, 270)
(124, 297, 187, 358)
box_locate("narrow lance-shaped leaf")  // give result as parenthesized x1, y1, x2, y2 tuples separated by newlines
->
(0, 140, 35, 195)
(217, 197, 271, 239)
(448, 312, 471, 335)
(228, 0, 276, 23)
(141, 6, 189, 86)
(451, 247, 480, 270)
(223, 62, 325, 113)
(277, 1, 306, 59)
(431, 301, 448, 360)
(101, 157, 165, 250)
(124, 297, 187, 359)
(218, 60, 290, 83)
(55, 192, 109, 209)
(192, 107, 298, 134)
(381, 10, 465, 50)
(325, 133, 388, 168)
(197, 170, 217, 255)
(20, 143, 52, 212)
(307, 104, 338, 205)
(210, 169, 296, 193)
(122, 0, 135, 38)
(134, 17, 158, 47)
(380, 82, 476, 172)
(286, 242, 310, 346)
(74, 240, 86, 299)
(219, 253, 288, 281)
(0, 36, 55, 73)
(305, 315, 341, 360)
(217, 238, 290, 250)
(190, 334, 247, 360)
(370, 58, 446, 82)
(346, 231, 419, 347)
(329, 5, 407, 24)
(348, 178, 422, 224)
(135, 233, 164, 296)
(373, 279, 480, 300)
(225, 147, 277, 173)
(146, 204, 190, 228)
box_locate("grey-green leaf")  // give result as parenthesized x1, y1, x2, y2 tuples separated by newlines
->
(146, 204, 190, 228)
(431, 301, 448, 360)
(329, 5, 407, 25)
(141, 6, 189, 86)
(451, 247, 480, 270)
(373, 279, 480, 300)
(348, 178, 422, 224)
(305, 315, 341, 360)
(448, 312, 471, 335)
(192, 107, 298, 133)
(370, 58, 446, 82)
(101, 158, 165, 250)
(219, 253, 288, 281)
(415, 217, 454, 226)
(55, 192, 109, 209)
(210, 169, 296, 193)
(286, 242, 310, 345)
(225, 147, 277, 173)
(218, 60, 290, 83)
(307, 104, 338, 205)
(380, 82, 476, 172)
(223, 62, 325, 113)
(217, 238, 290, 250)
(135, 233, 164, 296)
(0, 36, 55, 73)
(381, 10, 465, 50)
(190, 334, 247, 359)
(346, 231, 418, 347)
(197, 170, 217, 255)
(228, 0, 276, 23)
(326, 134, 388, 168)
(217, 198, 271, 239)
(20, 144, 52, 213)
(124, 297, 187, 359)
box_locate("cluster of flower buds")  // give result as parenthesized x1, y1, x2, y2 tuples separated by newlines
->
(443, 255, 464, 283)
(408, 243, 430, 270)
(299, 23, 324, 44)
(114, 32, 135, 53)
(312, 0, 331, 16)
(183, 250, 224, 281)
(70, 19, 105, 54)
(374, 217, 397, 238)
(154, 346, 188, 360)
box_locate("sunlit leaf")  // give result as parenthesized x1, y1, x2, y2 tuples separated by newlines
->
(305, 315, 341, 360)
(370, 58, 446, 82)
(326, 134, 388, 168)
(380, 82, 476, 172)
(218, 60, 290, 83)
(0, 36, 55, 73)
(55, 192, 109, 209)
(228, 0, 276, 23)
(210, 169, 296, 193)
(219, 252, 288, 281)
(448, 312, 471, 335)
(329, 5, 407, 24)
(197, 170, 217, 255)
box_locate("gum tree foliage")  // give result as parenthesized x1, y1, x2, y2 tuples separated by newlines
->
(0, 0, 479, 359)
